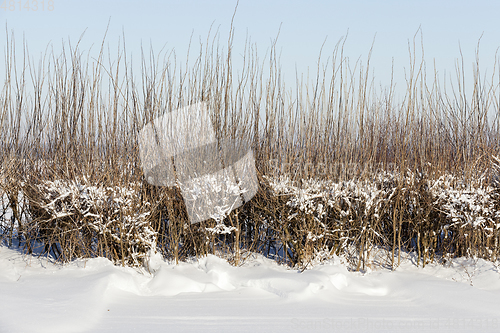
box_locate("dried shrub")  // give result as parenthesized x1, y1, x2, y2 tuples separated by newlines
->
(24, 179, 155, 267)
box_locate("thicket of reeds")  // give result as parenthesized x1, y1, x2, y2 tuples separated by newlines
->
(2, 28, 500, 270)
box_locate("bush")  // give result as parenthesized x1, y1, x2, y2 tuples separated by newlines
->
(2, 31, 500, 270)
(23, 179, 155, 267)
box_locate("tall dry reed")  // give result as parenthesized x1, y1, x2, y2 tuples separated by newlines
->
(1, 29, 500, 269)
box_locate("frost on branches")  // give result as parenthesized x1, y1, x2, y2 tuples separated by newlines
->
(24, 179, 155, 267)
(264, 163, 500, 268)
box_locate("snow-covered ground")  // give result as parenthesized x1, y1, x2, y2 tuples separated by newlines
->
(1, 247, 500, 332)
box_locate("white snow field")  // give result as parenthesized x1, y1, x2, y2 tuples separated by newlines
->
(1, 246, 500, 333)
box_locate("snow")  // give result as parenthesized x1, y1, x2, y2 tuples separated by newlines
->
(1, 246, 500, 332)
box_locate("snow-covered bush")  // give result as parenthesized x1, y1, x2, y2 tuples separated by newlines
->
(24, 179, 155, 267)
(263, 166, 500, 269)
(1, 165, 499, 271)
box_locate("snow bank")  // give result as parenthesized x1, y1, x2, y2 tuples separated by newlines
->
(1, 246, 500, 332)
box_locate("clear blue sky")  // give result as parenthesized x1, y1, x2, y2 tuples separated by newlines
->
(2, 0, 500, 97)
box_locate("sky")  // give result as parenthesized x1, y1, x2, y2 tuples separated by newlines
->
(2, 0, 500, 98)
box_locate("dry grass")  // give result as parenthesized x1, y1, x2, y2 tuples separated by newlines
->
(1, 30, 500, 270)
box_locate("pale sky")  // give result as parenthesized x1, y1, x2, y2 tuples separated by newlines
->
(2, 0, 500, 98)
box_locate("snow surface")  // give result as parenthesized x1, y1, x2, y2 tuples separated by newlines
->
(1, 246, 500, 333)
